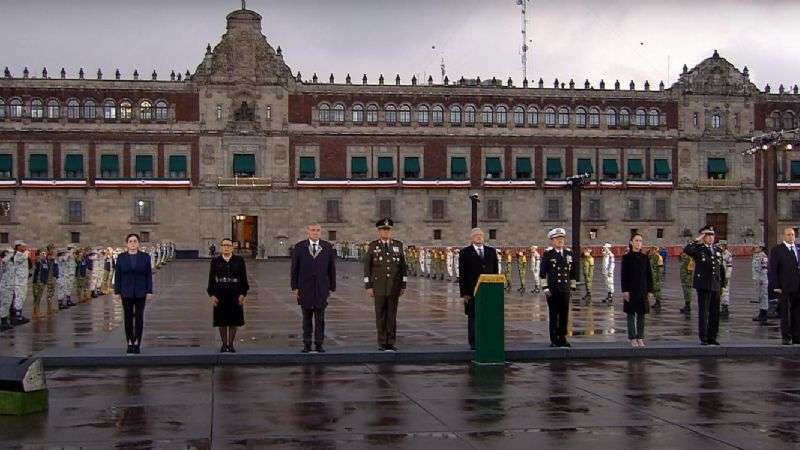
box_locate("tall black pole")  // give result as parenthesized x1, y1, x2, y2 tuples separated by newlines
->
(764, 145, 778, 250)
(470, 193, 479, 229)
(571, 183, 582, 282)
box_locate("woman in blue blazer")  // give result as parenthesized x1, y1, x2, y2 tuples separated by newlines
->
(113, 233, 154, 354)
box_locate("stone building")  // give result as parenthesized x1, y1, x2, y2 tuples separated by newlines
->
(0, 6, 798, 256)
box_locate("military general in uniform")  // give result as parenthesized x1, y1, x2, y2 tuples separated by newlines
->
(364, 218, 408, 351)
(539, 227, 578, 347)
(683, 225, 727, 345)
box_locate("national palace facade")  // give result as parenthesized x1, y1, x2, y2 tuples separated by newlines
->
(1, 6, 799, 256)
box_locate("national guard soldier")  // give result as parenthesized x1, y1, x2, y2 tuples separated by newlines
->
(364, 218, 408, 351)
(719, 240, 733, 318)
(649, 246, 664, 312)
(581, 248, 595, 303)
(5, 241, 31, 325)
(0, 249, 11, 331)
(453, 248, 460, 282)
(601, 243, 615, 303)
(517, 250, 528, 293)
(752, 243, 769, 324)
(539, 228, 578, 347)
(31, 250, 58, 318)
(683, 225, 727, 345)
(679, 250, 695, 314)
(446, 247, 455, 282)
(530, 245, 542, 293)
(502, 249, 513, 292)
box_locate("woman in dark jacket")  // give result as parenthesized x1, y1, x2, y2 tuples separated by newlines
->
(113, 233, 154, 355)
(621, 233, 654, 347)
(207, 238, 249, 353)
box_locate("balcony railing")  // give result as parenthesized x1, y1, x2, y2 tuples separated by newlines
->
(217, 177, 271, 189)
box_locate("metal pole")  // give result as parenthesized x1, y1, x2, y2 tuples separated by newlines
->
(764, 145, 778, 250)
(571, 183, 582, 282)
(470, 194, 479, 229)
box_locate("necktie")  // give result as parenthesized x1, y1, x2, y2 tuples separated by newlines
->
(312, 243, 318, 254)
(478, 247, 483, 258)
(792, 245, 798, 265)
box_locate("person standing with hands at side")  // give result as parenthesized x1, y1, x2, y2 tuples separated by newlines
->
(113, 233, 153, 355)
(768, 227, 800, 345)
(207, 238, 249, 353)
(621, 233, 654, 347)
(539, 228, 578, 347)
(459, 228, 499, 350)
(291, 223, 336, 354)
(683, 225, 726, 345)
(364, 218, 407, 352)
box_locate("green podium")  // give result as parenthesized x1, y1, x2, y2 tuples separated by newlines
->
(474, 274, 506, 365)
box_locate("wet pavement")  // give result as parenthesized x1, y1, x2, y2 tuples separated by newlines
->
(0, 258, 784, 356)
(1, 358, 799, 448)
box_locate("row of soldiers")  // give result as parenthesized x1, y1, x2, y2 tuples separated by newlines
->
(0, 240, 176, 331)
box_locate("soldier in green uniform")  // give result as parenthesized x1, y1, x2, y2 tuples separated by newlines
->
(581, 248, 595, 304)
(364, 218, 408, 351)
(679, 251, 695, 314)
(649, 246, 664, 312)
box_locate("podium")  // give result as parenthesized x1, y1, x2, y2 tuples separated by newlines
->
(474, 274, 506, 365)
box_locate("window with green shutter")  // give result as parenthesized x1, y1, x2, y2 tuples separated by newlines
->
(545, 157, 562, 179)
(450, 157, 467, 179)
(100, 154, 119, 178)
(29, 154, 48, 178)
(404, 156, 420, 178)
(515, 157, 532, 179)
(602, 158, 619, 178)
(135, 155, 154, 178)
(351, 156, 368, 178)
(653, 158, 671, 179)
(0, 154, 12, 179)
(377, 156, 394, 179)
(232, 154, 256, 177)
(64, 154, 84, 179)
(299, 156, 316, 179)
(168, 155, 187, 178)
(627, 159, 643, 179)
(577, 158, 593, 176)
(791, 161, 800, 181)
(485, 157, 502, 179)
(707, 158, 727, 179)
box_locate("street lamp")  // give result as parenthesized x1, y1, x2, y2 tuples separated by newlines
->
(469, 193, 480, 229)
(567, 172, 592, 282)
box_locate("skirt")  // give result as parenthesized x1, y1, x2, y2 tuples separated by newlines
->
(213, 293, 245, 327)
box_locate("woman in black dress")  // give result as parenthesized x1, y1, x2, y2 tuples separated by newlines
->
(621, 233, 654, 348)
(207, 238, 249, 352)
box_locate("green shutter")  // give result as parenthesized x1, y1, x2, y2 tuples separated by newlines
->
(351, 156, 368, 176)
(654, 158, 671, 177)
(577, 158, 593, 175)
(233, 154, 256, 175)
(135, 155, 153, 173)
(602, 158, 619, 177)
(546, 158, 562, 178)
(627, 158, 644, 176)
(64, 154, 83, 173)
(377, 157, 394, 176)
(0, 154, 12, 174)
(29, 154, 48, 174)
(516, 157, 532, 178)
(451, 157, 467, 178)
(404, 157, 420, 177)
(168, 155, 187, 173)
(707, 158, 727, 174)
(100, 155, 119, 172)
(299, 156, 316, 177)
(485, 157, 502, 177)
(791, 161, 800, 179)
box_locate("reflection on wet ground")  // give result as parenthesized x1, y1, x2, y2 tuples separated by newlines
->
(2, 358, 799, 448)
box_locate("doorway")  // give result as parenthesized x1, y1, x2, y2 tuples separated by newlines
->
(231, 215, 258, 258)
(706, 213, 728, 241)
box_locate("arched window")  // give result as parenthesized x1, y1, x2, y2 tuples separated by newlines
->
(544, 107, 556, 126)
(770, 111, 781, 130)
(352, 104, 364, 124)
(66, 99, 80, 119)
(450, 105, 462, 125)
(30, 99, 43, 119)
(417, 105, 429, 125)
(318, 104, 330, 123)
(0, 99, 5, 119)
(527, 107, 539, 125)
(557, 107, 570, 125)
(495, 106, 507, 125)
(332, 103, 344, 123)
(464, 105, 476, 126)
(635, 108, 647, 126)
(513, 106, 525, 126)
(432, 105, 443, 125)
(482, 105, 493, 125)
(83, 99, 96, 120)
(712, 113, 722, 129)
(120, 101, 132, 120)
(385, 105, 397, 125)
(103, 100, 116, 120)
(589, 107, 600, 127)
(47, 100, 59, 119)
(399, 105, 411, 124)
(575, 107, 587, 127)
(140, 100, 153, 120)
(619, 108, 630, 127)
(366, 104, 378, 124)
(9, 99, 22, 118)
(648, 108, 660, 126)
(606, 108, 617, 126)
(784, 111, 796, 130)
(155, 100, 168, 121)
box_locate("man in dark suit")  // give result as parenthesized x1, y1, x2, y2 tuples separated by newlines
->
(291, 222, 337, 353)
(459, 228, 499, 350)
(768, 227, 800, 345)
(539, 227, 578, 347)
(683, 225, 726, 345)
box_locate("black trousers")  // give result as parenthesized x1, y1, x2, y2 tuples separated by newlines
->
(374, 295, 399, 346)
(302, 307, 326, 345)
(466, 297, 476, 347)
(779, 292, 800, 341)
(696, 289, 720, 342)
(547, 291, 570, 344)
(122, 297, 146, 345)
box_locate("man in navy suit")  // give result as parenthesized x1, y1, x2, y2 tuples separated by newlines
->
(768, 227, 800, 345)
(291, 222, 336, 353)
(459, 228, 499, 350)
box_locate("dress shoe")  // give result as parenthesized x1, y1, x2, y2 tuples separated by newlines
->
(220, 345, 228, 353)
(227, 345, 236, 353)
(549, 343, 559, 348)
(302, 344, 312, 353)
(314, 344, 325, 353)
(708, 340, 720, 346)
(378, 346, 387, 352)
(133, 344, 141, 354)
(700, 340, 708, 346)
(560, 341, 571, 348)
(385, 345, 397, 352)
(782, 338, 792, 345)
(127, 345, 136, 354)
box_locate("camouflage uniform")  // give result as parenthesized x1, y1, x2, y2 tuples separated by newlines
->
(679, 252, 694, 313)
(581, 250, 595, 302)
(649, 250, 664, 310)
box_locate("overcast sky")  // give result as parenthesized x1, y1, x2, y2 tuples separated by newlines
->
(2, 0, 799, 89)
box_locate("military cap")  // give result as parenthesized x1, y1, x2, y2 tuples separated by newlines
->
(699, 225, 715, 235)
(376, 217, 394, 229)
(547, 227, 566, 239)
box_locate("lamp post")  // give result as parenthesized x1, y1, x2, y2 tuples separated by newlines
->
(567, 173, 591, 282)
(470, 193, 480, 229)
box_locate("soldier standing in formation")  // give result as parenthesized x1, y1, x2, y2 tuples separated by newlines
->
(363, 218, 407, 352)
(601, 243, 615, 303)
(502, 249, 513, 292)
(679, 250, 695, 314)
(539, 228, 578, 347)
(719, 240, 734, 318)
(581, 248, 594, 303)
(683, 225, 726, 345)
(517, 250, 528, 293)
(648, 246, 664, 312)
(752, 243, 769, 324)
(530, 246, 541, 293)
(31, 250, 58, 318)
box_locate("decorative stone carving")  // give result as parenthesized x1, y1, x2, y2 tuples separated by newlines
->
(671, 50, 757, 96)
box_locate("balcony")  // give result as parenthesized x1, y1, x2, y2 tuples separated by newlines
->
(694, 178, 741, 189)
(216, 177, 270, 189)
(96, 178, 191, 189)
(20, 178, 88, 188)
(296, 177, 398, 189)
(482, 178, 536, 188)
